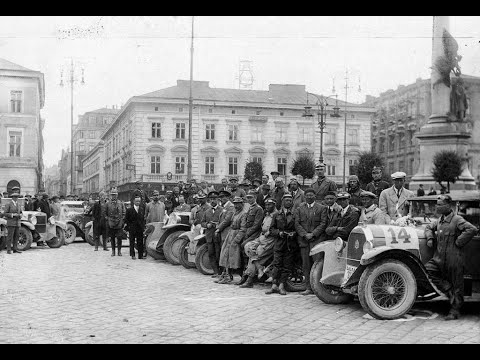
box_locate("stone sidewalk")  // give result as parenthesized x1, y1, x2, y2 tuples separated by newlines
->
(0, 243, 479, 344)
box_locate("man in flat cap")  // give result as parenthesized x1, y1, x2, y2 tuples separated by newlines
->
(325, 192, 360, 241)
(256, 184, 272, 210)
(267, 193, 298, 295)
(240, 197, 278, 288)
(294, 187, 328, 295)
(105, 188, 126, 256)
(365, 166, 390, 203)
(228, 177, 246, 199)
(288, 177, 305, 212)
(312, 162, 338, 204)
(192, 190, 211, 230)
(130, 179, 150, 213)
(201, 191, 224, 277)
(323, 191, 343, 227)
(145, 190, 165, 224)
(3, 187, 23, 254)
(234, 189, 265, 285)
(271, 177, 286, 211)
(359, 191, 390, 225)
(214, 190, 235, 281)
(379, 171, 414, 221)
(425, 194, 478, 320)
(91, 190, 109, 251)
(252, 178, 262, 193)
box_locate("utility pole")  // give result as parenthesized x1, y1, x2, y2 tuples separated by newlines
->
(343, 69, 349, 191)
(187, 16, 195, 181)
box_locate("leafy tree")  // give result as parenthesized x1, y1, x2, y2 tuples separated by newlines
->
(244, 160, 264, 182)
(431, 150, 463, 193)
(355, 151, 390, 188)
(291, 154, 316, 185)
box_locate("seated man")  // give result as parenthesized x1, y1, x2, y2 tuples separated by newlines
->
(325, 192, 360, 241)
(240, 198, 278, 288)
(359, 191, 391, 225)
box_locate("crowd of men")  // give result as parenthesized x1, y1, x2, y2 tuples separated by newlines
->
(1, 163, 477, 320)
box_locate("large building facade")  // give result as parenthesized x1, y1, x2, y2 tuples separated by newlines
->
(0, 58, 45, 196)
(366, 75, 480, 186)
(82, 140, 105, 196)
(95, 80, 374, 199)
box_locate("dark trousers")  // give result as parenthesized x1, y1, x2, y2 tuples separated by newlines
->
(300, 246, 321, 290)
(425, 259, 464, 312)
(94, 222, 107, 249)
(6, 226, 19, 251)
(108, 227, 123, 253)
(129, 230, 144, 258)
(207, 236, 221, 274)
(271, 242, 298, 284)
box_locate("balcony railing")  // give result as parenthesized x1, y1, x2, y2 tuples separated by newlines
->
(141, 174, 188, 183)
(201, 174, 218, 182)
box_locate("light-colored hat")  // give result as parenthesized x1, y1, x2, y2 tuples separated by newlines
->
(315, 162, 326, 170)
(152, 190, 160, 195)
(246, 189, 258, 197)
(337, 191, 351, 199)
(197, 191, 207, 199)
(391, 171, 407, 180)
(265, 198, 277, 205)
(232, 196, 244, 203)
(282, 193, 293, 200)
(360, 191, 377, 199)
(348, 175, 359, 182)
(110, 188, 118, 195)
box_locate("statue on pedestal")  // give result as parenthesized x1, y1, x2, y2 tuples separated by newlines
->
(449, 78, 468, 122)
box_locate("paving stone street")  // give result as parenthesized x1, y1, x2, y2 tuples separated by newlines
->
(1, 241, 479, 344)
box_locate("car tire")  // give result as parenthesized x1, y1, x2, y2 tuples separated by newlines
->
(163, 231, 185, 265)
(47, 228, 65, 248)
(194, 243, 214, 275)
(358, 259, 417, 320)
(0, 236, 6, 250)
(146, 239, 166, 261)
(65, 223, 77, 244)
(85, 231, 95, 246)
(178, 237, 196, 269)
(17, 227, 33, 251)
(284, 263, 307, 292)
(310, 259, 353, 304)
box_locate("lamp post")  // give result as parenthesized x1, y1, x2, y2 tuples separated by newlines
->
(302, 92, 340, 164)
(59, 59, 85, 196)
(187, 16, 195, 181)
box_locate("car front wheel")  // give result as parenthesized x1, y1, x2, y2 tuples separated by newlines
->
(17, 227, 33, 251)
(178, 237, 196, 269)
(194, 243, 214, 275)
(310, 259, 353, 304)
(47, 228, 64, 248)
(65, 223, 77, 244)
(358, 259, 417, 320)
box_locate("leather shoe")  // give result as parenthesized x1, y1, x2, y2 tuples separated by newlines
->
(7, 250, 12, 254)
(233, 275, 248, 286)
(94, 248, 98, 251)
(300, 289, 314, 296)
(131, 256, 136, 260)
(278, 283, 287, 295)
(265, 284, 279, 295)
(445, 311, 460, 321)
(13, 250, 22, 254)
(211, 273, 221, 278)
(118, 252, 122, 256)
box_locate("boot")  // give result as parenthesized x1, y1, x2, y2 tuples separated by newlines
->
(94, 246, 98, 251)
(445, 309, 460, 321)
(265, 283, 279, 295)
(233, 274, 248, 286)
(218, 274, 233, 284)
(278, 283, 287, 295)
(214, 271, 227, 283)
(117, 242, 122, 256)
(239, 276, 254, 288)
(111, 249, 116, 257)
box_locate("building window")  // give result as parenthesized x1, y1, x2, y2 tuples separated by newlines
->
(410, 158, 415, 175)
(399, 133, 405, 149)
(208, 108, 213, 113)
(80, 131, 84, 139)
(151, 156, 161, 174)
(399, 160, 405, 172)
(9, 131, 22, 157)
(388, 162, 394, 175)
(379, 138, 385, 153)
(389, 136, 395, 151)
(179, 107, 184, 112)
(351, 114, 355, 119)
(280, 111, 284, 116)
(232, 110, 236, 114)
(10, 91, 22, 113)
(325, 159, 336, 176)
(175, 156, 185, 174)
(228, 157, 238, 175)
(326, 128, 337, 145)
(275, 127, 287, 142)
(349, 159, 358, 176)
(205, 124, 216, 140)
(252, 157, 262, 164)
(228, 124, 238, 141)
(205, 156, 215, 174)
(155, 107, 159, 111)
(277, 157, 287, 175)
(89, 131, 96, 139)
(79, 142, 85, 152)
(298, 127, 311, 143)
(251, 125, 264, 142)
(175, 123, 186, 139)
(347, 129, 359, 145)
(152, 122, 162, 138)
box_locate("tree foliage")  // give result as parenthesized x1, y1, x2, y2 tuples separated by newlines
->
(431, 150, 463, 192)
(291, 154, 316, 185)
(355, 151, 390, 188)
(244, 160, 264, 182)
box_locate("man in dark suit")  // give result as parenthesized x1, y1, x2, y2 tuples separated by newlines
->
(295, 188, 328, 295)
(91, 191, 108, 251)
(325, 192, 360, 241)
(125, 196, 146, 259)
(256, 184, 271, 210)
(201, 191, 224, 277)
(4, 187, 23, 254)
(130, 180, 150, 212)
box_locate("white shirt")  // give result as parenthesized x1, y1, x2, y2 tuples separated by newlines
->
(341, 205, 350, 217)
(134, 205, 139, 213)
(307, 202, 315, 208)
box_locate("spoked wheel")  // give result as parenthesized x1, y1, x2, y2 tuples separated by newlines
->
(17, 227, 33, 251)
(64, 224, 77, 244)
(358, 259, 417, 320)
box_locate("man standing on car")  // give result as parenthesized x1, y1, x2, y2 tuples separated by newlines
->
(424, 194, 478, 320)
(125, 196, 146, 260)
(104, 188, 126, 257)
(4, 187, 23, 254)
(379, 171, 414, 222)
(295, 188, 328, 295)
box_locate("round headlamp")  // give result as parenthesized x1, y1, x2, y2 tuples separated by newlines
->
(363, 240, 373, 254)
(30, 215, 37, 225)
(334, 237, 346, 252)
(49, 216, 56, 225)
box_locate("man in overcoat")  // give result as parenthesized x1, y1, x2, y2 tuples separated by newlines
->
(125, 196, 146, 260)
(424, 194, 478, 320)
(91, 191, 108, 251)
(379, 171, 414, 221)
(288, 177, 305, 212)
(256, 184, 271, 210)
(104, 188, 126, 256)
(359, 191, 390, 225)
(294, 188, 328, 295)
(3, 187, 23, 254)
(201, 191, 224, 277)
(325, 192, 360, 241)
(365, 166, 390, 203)
(311, 163, 337, 204)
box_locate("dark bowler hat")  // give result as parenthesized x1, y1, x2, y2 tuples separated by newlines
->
(218, 190, 232, 198)
(270, 171, 280, 176)
(325, 191, 337, 198)
(252, 178, 262, 185)
(208, 191, 219, 198)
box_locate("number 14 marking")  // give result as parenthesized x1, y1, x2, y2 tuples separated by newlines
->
(387, 227, 411, 244)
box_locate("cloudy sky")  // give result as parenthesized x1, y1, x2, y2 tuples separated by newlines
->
(1, 16, 479, 168)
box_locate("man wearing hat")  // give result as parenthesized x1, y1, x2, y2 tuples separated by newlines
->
(379, 171, 414, 221)
(201, 191, 224, 277)
(359, 191, 390, 225)
(105, 188, 126, 256)
(323, 191, 342, 227)
(267, 193, 298, 295)
(228, 177, 246, 199)
(3, 187, 23, 254)
(268, 171, 279, 190)
(192, 190, 211, 229)
(239, 179, 252, 193)
(312, 162, 338, 204)
(234, 188, 265, 285)
(256, 184, 272, 210)
(294, 187, 328, 295)
(325, 192, 360, 241)
(130, 179, 150, 213)
(271, 177, 286, 211)
(125, 195, 146, 259)
(425, 194, 478, 320)
(365, 166, 390, 203)
(214, 190, 235, 282)
(91, 191, 109, 251)
(24, 194, 35, 211)
(220, 178, 230, 193)
(145, 190, 165, 224)
(174, 195, 191, 212)
(288, 177, 305, 212)
(240, 197, 278, 288)
(347, 175, 364, 208)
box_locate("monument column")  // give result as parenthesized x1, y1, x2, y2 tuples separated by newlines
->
(410, 16, 476, 191)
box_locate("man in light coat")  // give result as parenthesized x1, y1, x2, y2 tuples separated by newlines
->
(379, 171, 414, 222)
(288, 177, 305, 212)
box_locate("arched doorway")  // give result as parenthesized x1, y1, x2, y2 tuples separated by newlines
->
(7, 180, 20, 195)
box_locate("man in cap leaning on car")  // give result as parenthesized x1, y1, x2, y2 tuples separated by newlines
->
(378, 171, 414, 221)
(359, 191, 390, 225)
(325, 192, 360, 241)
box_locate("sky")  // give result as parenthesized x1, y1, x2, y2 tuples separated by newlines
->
(1, 16, 480, 168)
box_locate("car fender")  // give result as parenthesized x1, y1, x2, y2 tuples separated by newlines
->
(311, 240, 349, 287)
(360, 246, 394, 266)
(21, 221, 35, 231)
(309, 241, 332, 257)
(55, 221, 67, 231)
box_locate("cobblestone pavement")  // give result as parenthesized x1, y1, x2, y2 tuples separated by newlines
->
(1, 242, 479, 344)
